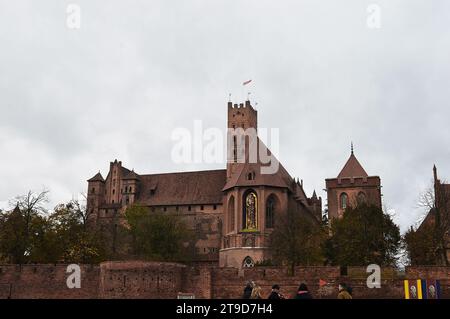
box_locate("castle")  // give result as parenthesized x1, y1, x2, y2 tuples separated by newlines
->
(86, 100, 382, 268)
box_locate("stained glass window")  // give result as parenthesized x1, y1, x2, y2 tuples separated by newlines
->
(244, 191, 257, 230)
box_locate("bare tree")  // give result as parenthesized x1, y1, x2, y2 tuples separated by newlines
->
(5, 189, 49, 262)
(417, 181, 450, 266)
(65, 193, 93, 228)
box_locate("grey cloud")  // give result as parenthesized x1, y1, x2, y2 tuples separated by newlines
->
(1, 0, 449, 233)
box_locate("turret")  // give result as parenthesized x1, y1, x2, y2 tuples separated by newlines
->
(86, 172, 105, 224)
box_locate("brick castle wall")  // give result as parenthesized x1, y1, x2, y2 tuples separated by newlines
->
(0, 262, 449, 299)
(0, 264, 99, 299)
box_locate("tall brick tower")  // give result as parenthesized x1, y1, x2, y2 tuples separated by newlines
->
(325, 145, 382, 220)
(226, 100, 258, 180)
(86, 172, 105, 225)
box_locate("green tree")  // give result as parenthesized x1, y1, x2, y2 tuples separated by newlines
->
(125, 205, 193, 261)
(48, 200, 106, 263)
(325, 204, 401, 266)
(269, 210, 325, 273)
(0, 190, 49, 263)
(404, 223, 440, 265)
(0, 195, 106, 264)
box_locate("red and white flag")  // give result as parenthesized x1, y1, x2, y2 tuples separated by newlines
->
(243, 79, 252, 86)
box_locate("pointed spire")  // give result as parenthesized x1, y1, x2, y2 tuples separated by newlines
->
(13, 202, 21, 214)
(433, 164, 438, 183)
(337, 146, 368, 178)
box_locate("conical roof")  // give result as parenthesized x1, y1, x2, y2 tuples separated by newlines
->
(87, 172, 105, 182)
(337, 153, 368, 178)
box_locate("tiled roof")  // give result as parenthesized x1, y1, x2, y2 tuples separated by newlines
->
(337, 153, 368, 178)
(222, 138, 294, 191)
(87, 172, 105, 182)
(123, 170, 140, 180)
(138, 169, 226, 205)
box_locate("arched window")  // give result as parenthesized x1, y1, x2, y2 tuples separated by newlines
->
(228, 196, 235, 233)
(266, 197, 275, 228)
(243, 190, 258, 230)
(357, 191, 366, 204)
(340, 193, 348, 210)
(242, 256, 255, 268)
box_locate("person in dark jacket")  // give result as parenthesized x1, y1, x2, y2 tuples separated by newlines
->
(243, 281, 254, 299)
(295, 283, 313, 299)
(268, 284, 285, 299)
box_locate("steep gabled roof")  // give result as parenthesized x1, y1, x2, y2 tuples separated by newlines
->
(87, 172, 105, 182)
(222, 138, 294, 191)
(337, 153, 368, 178)
(123, 170, 140, 180)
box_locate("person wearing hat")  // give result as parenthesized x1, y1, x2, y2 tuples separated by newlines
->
(268, 284, 285, 299)
(295, 283, 313, 299)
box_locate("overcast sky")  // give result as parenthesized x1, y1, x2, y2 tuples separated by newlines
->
(1, 0, 449, 232)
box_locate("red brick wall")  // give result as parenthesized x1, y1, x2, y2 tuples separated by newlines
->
(0, 264, 99, 299)
(1, 263, 449, 299)
(184, 266, 450, 299)
(99, 261, 186, 299)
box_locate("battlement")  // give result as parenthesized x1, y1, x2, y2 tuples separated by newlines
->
(227, 100, 257, 131)
(227, 100, 255, 110)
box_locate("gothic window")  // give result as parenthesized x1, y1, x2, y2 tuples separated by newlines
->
(112, 189, 115, 195)
(340, 193, 348, 210)
(357, 191, 367, 204)
(228, 196, 235, 233)
(243, 190, 257, 230)
(91, 187, 95, 194)
(266, 197, 275, 228)
(242, 256, 255, 268)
